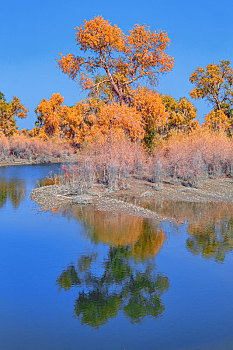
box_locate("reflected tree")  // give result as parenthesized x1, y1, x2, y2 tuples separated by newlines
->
(60, 205, 166, 259)
(0, 179, 26, 208)
(186, 217, 233, 262)
(139, 198, 233, 262)
(55, 201, 169, 326)
(57, 265, 81, 291)
(57, 246, 169, 327)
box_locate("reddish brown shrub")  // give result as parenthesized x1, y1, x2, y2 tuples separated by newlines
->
(151, 128, 233, 186)
(0, 134, 9, 159)
(0, 134, 74, 162)
(63, 135, 147, 192)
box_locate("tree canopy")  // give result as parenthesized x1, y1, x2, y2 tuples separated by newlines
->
(190, 60, 233, 131)
(57, 245, 169, 327)
(0, 92, 28, 136)
(58, 16, 174, 105)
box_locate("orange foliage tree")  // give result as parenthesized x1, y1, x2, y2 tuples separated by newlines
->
(34, 90, 199, 148)
(57, 16, 174, 105)
(62, 102, 87, 145)
(162, 95, 198, 133)
(35, 95, 145, 145)
(89, 102, 144, 142)
(132, 87, 168, 148)
(204, 109, 231, 131)
(190, 60, 233, 132)
(35, 93, 67, 138)
(0, 92, 28, 136)
(64, 99, 145, 144)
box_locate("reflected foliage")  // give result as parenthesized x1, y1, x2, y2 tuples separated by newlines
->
(141, 199, 233, 262)
(61, 205, 166, 260)
(186, 216, 233, 262)
(0, 178, 26, 208)
(57, 247, 169, 327)
(57, 265, 81, 291)
(56, 200, 169, 326)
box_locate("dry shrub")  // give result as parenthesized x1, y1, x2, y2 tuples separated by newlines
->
(65, 135, 147, 192)
(54, 128, 233, 192)
(62, 161, 95, 195)
(0, 133, 9, 159)
(151, 128, 233, 187)
(150, 160, 164, 185)
(7, 135, 73, 161)
(88, 135, 147, 189)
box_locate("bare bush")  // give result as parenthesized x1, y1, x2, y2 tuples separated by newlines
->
(55, 129, 233, 193)
(67, 161, 95, 195)
(0, 134, 9, 159)
(5, 135, 74, 162)
(151, 161, 164, 184)
(151, 129, 233, 187)
(62, 135, 147, 192)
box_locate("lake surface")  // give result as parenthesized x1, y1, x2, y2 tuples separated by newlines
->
(1, 164, 233, 350)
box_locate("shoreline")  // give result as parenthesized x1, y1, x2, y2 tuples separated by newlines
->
(30, 184, 173, 223)
(30, 177, 233, 222)
(0, 156, 77, 168)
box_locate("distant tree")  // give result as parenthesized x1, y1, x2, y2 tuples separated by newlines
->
(58, 16, 174, 105)
(0, 92, 28, 136)
(204, 109, 231, 131)
(187, 216, 233, 263)
(0, 179, 26, 208)
(35, 93, 67, 138)
(90, 101, 145, 142)
(132, 87, 168, 148)
(190, 60, 233, 131)
(162, 95, 198, 134)
(35, 94, 145, 144)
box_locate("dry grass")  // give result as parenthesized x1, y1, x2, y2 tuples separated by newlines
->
(7, 129, 231, 191)
(150, 129, 233, 187)
(61, 135, 147, 193)
(0, 134, 74, 162)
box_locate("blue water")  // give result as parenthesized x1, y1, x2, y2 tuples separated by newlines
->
(1, 164, 233, 349)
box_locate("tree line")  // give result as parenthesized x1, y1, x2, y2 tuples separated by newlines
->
(1, 16, 233, 149)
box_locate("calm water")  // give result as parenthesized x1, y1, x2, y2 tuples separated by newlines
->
(1, 165, 233, 350)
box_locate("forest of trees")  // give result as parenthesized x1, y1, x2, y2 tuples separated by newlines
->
(0, 16, 233, 184)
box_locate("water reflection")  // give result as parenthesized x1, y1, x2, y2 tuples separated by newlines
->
(61, 205, 166, 260)
(186, 213, 233, 262)
(0, 178, 26, 208)
(142, 200, 233, 262)
(57, 246, 169, 327)
(56, 206, 169, 327)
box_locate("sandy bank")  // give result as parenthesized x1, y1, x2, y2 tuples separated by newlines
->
(30, 177, 233, 222)
(0, 156, 77, 167)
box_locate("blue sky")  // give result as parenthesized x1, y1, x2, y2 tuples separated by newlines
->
(1, 0, 233, 129)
